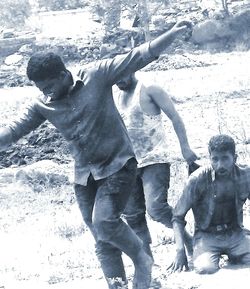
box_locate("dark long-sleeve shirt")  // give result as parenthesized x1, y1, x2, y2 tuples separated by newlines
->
(8, 43, 156, 185)
(172, 164, 250, 231)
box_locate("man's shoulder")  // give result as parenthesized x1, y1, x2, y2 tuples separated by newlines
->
(143, 83, 163, 93)
(189, 164, 212, 180)
(235, 164, 250, 179)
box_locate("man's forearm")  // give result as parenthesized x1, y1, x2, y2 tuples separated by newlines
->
(149, 22, 190, 57)
(173, 221, 186, 251)
(172, 116, 190, 151)
(0, 127, 13, 151)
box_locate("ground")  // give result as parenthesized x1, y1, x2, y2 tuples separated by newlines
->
(0, 50, 249, 288)
(0, 5, 250, 289)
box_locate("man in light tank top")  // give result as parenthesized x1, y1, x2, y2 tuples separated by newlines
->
(115, 72, 198, 258)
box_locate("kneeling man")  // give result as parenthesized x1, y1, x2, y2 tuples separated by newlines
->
(170, 134, 250, 274)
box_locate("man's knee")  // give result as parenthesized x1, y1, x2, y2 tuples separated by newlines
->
(147, 202, 172, 228)
(93, 215, 119, 242)
(194, 253, 219, 274)
(96, 241, 122, 260)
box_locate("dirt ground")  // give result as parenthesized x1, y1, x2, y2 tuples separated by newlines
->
(0, 48, 249, 288)
(1, 2, 250, 287)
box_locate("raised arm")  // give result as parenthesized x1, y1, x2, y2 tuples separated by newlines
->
(147, 85, 197, 164)
(97, 20, 192, 86)
(149, 20, 192, 57)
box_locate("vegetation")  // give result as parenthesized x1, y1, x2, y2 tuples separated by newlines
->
(37, 0, 88, 11)
(0, 0, 31, 29)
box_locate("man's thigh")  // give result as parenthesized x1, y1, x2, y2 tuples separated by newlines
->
(193, 231, 221, 274)
(228, 230, 250, 264)
(74, 177, 97, 236)
(94, 158, 137, 223)
(141, 163, 170, 202)
(124, 171, 145, 217)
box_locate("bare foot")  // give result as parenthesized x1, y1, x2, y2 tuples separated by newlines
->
(132, 248, 154, 289)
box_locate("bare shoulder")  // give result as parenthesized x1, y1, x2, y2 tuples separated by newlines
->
(145, 84, 165, 95)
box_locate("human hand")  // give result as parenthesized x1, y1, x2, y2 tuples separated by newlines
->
(182, 147, 198, 165)
(167, 249, 189, 273)
(172, 20, 193, 40)
(172, 20, 192, 32)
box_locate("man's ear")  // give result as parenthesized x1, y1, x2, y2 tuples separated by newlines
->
(234, 153, 238, 163)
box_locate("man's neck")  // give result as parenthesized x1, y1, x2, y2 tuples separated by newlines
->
(120, 80, 138, 105)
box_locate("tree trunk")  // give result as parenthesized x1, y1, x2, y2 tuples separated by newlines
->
(137, 0, 151, 41)
(101, 0, 121, 34)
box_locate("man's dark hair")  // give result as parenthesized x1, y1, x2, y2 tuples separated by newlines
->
(26, 52, 67, 82)
(208, 134, 235, 155)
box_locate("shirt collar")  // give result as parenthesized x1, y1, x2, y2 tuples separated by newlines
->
(42, 70, 83, 104)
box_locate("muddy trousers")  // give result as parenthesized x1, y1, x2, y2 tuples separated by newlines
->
(124, 163, 193, 255)
(74, 158, 143, 288)
(124, 164, 172, 252)
(193, 229, 250, 274)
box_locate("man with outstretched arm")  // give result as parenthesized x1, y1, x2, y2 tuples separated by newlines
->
(169, 134, 250, 274)
(0, 21, 192, 289)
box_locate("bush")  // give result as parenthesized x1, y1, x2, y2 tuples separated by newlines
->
(0, 0, 31, 29)
(38, 0, 88, 11)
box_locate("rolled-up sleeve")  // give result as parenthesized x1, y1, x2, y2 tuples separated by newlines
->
(172, 176, 197, 227)
(8, 100, 46, 142)
(97, 42, 158, 86)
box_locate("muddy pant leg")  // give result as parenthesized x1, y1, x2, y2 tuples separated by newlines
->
(228, 230, 250, 265)
(123, 174, 152, 258)
(193, 231, 220, 274)
(93, 159, 143, 258)
(96, 242, 127, 288)
(141, 163, 173, 228)
(74, 180, 126, 288)
(93, 159, 153, 289)
(142, 163, 193, 254)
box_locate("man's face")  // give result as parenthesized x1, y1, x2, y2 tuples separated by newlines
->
(210, 150, 236, 178)
(35, 72, 69, 100)
(116, 74, 134, 91)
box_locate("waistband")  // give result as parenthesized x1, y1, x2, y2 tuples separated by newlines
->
(204, 223, 239, 234)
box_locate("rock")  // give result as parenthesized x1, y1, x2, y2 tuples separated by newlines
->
(13, 160, 73, 189)
(100, 43, 117, 57)
(2, 29, 15, 39)
(229, 9, 250, 34)
(19, 44, 33, 54)
(191, 19, 235, 44)
(4, 54, 23, 65)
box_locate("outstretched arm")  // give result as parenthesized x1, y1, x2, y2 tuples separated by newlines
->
(147, 85, 197, 164)
(98, 20, 192, 86)
(149, 21, 192, 57)
(0, 101, 46, 152)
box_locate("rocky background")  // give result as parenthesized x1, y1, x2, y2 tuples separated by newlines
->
(0, 1, 250, 169)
